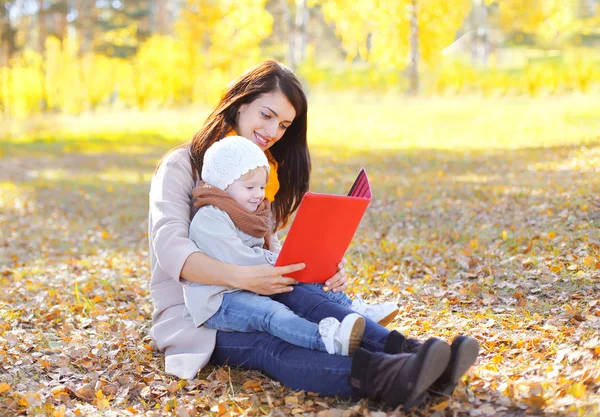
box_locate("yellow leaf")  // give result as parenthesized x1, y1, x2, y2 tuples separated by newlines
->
(97, 397, 110, 410)
(284, 396, 299, 405)
(492, 354, 504, 364)
(218, 402, 227, 416)
(14, 396, 28, 407)
(0, 382, 10, 394)
(96, 389, 104, 399)
(502, 230, 508, 240)
(547, 231, 556, 239)
(242, 380, 261, 390)
(430, 400, 449, 411)
(547, 209, 553, 216)
(53, 405, 67, 417)
(568, 382, 586, 399)
(485, 363, 498, 372)
(470, 239, 478, 249)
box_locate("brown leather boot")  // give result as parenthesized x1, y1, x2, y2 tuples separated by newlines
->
(429, 336, 479, 396)
(349, 338, 450, 410)
(384, 330, 422, 354)
(384, 332, 479, 396)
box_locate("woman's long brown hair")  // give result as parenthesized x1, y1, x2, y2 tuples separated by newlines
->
(162, 60, 311, 231)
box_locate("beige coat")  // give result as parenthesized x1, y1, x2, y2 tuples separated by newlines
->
(148, 147, 214, 380)
(148, 146, 282, 380)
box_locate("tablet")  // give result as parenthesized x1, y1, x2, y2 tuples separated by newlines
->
(275, 169, 371, 283)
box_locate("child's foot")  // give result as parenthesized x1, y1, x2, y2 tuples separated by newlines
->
(319, 314, 366, 356)
(350, 296, 399, 327)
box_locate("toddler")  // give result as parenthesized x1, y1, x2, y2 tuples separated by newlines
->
(182, 136, 365, 355)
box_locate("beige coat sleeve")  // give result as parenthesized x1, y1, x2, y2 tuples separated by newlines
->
(149, 153, 201, 280)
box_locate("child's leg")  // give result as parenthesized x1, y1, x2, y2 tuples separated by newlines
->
(301, 283, 352, 307)
(297, 284, 398, 327)
(205, 291, 363, 355)
(274, 284, 390, 351)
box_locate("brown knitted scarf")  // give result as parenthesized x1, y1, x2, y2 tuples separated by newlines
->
(194, 184, 272, 250)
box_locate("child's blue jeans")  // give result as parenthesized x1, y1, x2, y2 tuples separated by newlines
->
(204, 288, 328, 352)
(306, 283, 352, 308)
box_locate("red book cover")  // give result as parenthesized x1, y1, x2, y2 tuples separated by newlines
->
(275, 169, 371, 283)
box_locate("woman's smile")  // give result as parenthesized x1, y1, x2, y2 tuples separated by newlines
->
(253, 131, 271, 147)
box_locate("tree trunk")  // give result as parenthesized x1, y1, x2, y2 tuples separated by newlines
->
(75, 0, 94, 54)
(408, 0, 419, 96)
(155, 0, 169, 34)
(471, 0, 489, 68)
(1, 2, 19, 117)
(295, 0, 308, 65)
(38, 0, 46, 54)
(279, 0, 295, 70)
(1, 14, 17, 65)
(57, 1, 69, 44)
(38, 0, 48, 111)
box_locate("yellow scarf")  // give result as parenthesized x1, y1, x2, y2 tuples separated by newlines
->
(225, 129, 280, 202)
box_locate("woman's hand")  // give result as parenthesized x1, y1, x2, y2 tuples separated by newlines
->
(323, 259, 348, 293)
(234, 263, 305, 295)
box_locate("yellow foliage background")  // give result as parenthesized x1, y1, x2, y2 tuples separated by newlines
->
(0, 0, 599, 119)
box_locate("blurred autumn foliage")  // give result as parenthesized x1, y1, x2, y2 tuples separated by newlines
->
(0, 0, 600, 119)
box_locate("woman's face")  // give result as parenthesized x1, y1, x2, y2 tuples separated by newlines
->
(235, 91, 296, 151)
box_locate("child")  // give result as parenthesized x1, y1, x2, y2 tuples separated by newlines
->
(182, 136, 366, 356)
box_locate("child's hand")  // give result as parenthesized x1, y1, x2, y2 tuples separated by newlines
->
(323, 260, 348, 293)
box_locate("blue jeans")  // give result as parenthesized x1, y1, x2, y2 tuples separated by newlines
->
(205, 290, 326, 352)
(211, 283, 391, 397)
(307, 283, 352, 308)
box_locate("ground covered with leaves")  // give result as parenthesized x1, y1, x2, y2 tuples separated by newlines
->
(1, 97, 599, 416)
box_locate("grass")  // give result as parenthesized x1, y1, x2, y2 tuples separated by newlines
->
(0, 94, 599, 416)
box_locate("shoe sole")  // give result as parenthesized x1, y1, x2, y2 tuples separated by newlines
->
(441, 337, 480, 396)
(377, 309, 399, 327)
(341, 314, 366, 356)
(404, 340, 451, 409)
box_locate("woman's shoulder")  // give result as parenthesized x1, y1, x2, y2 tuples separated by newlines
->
(161, 146, 192, 167)
(152, 145, 197, 189)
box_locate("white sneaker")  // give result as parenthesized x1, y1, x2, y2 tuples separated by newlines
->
(350, 296, 399, 327)
(318, 314, 366, 356)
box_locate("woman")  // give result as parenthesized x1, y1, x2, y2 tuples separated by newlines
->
(148, 60, 479, 409)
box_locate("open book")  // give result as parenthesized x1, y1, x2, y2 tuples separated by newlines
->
(275, 168, 372, 283)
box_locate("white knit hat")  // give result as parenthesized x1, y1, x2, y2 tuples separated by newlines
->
(202, 136, 270, 190)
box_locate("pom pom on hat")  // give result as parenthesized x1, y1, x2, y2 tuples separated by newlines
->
(202, 136, 270, 190)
